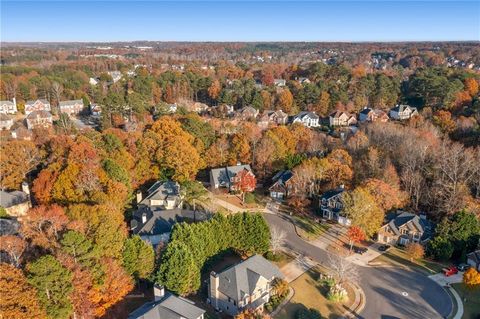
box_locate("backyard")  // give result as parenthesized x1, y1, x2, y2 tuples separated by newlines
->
(275, 266, 355, 319)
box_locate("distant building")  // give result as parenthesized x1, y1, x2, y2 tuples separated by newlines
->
(236, 106, 259, 120)
(377, 211, 434, 246)
(209, 255, 284, 316)
(0, 98, 17, 114)
(0, 182, 31, 217)
(90, 104, 102, 116)
(291, 111, 319, 128)
(11, 125, 33, 141)
(129, 285, 205, 319)
(269, 170, 294, 200)
(329, 111, 357, 127)
(258, 110, 288, 128)
(358, 108, 389, 123)
(108, 71, 122, 83)
(26, 110, 53, 130)
(137, 180, 182, 211)
(389, 105, 418, 120)
(273, 79, 286, 87)
(59, 99, 85, 116)
(209, 164, 254, 192)
(297, 77, 311, 84)
(25, 99, 51, 116)
(0, 114, 14, 130)
(319, 186, 351, 226)
(89, 77, 99, 86)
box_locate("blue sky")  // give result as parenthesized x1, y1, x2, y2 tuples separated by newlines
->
(1, 1, 479, 42)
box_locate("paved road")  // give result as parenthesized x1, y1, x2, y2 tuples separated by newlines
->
(265, 213, 452, 319)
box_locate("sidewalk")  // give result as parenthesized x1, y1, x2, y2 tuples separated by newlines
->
(280, 255, 316, 283)
(428, 273, 464, 319)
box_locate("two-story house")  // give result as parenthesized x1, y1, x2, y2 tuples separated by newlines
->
(389, 105, 418, 120)
(319, 186, 351, 226)
(25, 99, 51, 116)
(129, 285, 205, 319)
(258, 110, 289, 128)
(377, 211, 434, 246)
(329, 111, 357, 127)
(269, 170, 294, 200)
(358, 108, 389, 123)
(59, 99, 85, 116)
(210, 164, 254, 192)
(26, 110, 53, 130)
(208, 255, 284, 316)
(236, 106, 259, 120)
(291, 111, 319, 128)
(0, 99, 17, 114)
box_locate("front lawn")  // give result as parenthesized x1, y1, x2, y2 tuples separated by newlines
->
(370, 246, 447, 275)
(451, 283, 480, 319)
(275, 267, 354, 319)
(265, 250, 296, 269)
(291, 215, 329, 240)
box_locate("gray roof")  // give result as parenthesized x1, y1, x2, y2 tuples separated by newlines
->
(390, 104, 417, 113)
(0, 101, 15, 106)
(0, 190, 29, 208)
(216, 255, 283, 302)
(293, 111, 319, 121)
(360, 108, 373, 115)
(25, 99, 50, 105)
(210, 165, 252, 188)
(26, 110, 52, 120)
(139, 181, 180, 207)
(384, 211, 434, 241)
(0, 114, 13, 121)
(321, 188, 344, 200)
(0, 218, 20, 236)
(128, 292, 205, 319)
(59, 99, 84, 107)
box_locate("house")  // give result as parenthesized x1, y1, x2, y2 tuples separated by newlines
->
(167, 103, 177, 113)
(89, 77, 99, 86)
(208, 255, 284, 316)
(137, 180, 182, 210)
(291, 111, 319, 128)
(237, 106, 259, 120)
(59, 99, 85, 116)
(25, 99, 51, 116)
(209, 164, 254, 192)
(329, 111, 357, 127)
(26, 110, 53, 130)
(258, 110, 288, 128)
(269, 170, 294, 200)
(0, 114, 14, 130)
(319, 186, 351, 226)
(0, 99, 17, 114)
(0, 183, 31, 217)
(297, 77, 311, 84)
(108, 71, 122, 83)
(389, 105, 418, 120)
(467, 250, 480, 271)
(90, 104, 102, 116)
(377, 211, 434, 246)
(129, 285, 205, 319)
(358, 108, 389, 123)
(274, 79, 286, 87)
(11, 125, 32, 140)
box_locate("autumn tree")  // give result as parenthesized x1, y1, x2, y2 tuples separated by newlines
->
(433, 110, 456, 134)
(0, 236, 27, 267)
(233, 169, 257, 203)
(27, 255, 73, 319)
(343, 187, 384, 237)
(208, 79, 221, 101)
(347, 226, 366, 252)
(464, 77, 479, 97)
(277, 89, 294, 113)
(463, 268, 480, 291)
(0, 140, 42, 190)
(0, 263, 46, 319)
(362, 178, 407, 212)
(405, 242, 425, 261)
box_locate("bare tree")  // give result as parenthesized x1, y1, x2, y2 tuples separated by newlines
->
(326, 253, 359, 286)
(51, 81, 64, 108)
(270, 226, 286, 253)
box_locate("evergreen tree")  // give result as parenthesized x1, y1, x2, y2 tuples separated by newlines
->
(122, 235, 155, 280)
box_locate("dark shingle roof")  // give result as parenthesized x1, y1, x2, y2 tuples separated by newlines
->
(216, 255, 283, 302)
(128, 292, 205, 319)
(139, 181, 180, 206)
(320, 188, 344, 200)
(0, 218, 20, 236)
(384, 211, 434, 241)
(0, 190, 29, 208)
(210, 165, 252, 187)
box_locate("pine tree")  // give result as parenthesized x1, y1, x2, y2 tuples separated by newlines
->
(122, 235, 155, 280)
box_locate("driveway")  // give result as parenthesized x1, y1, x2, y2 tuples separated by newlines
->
(265, 213, 452, 319)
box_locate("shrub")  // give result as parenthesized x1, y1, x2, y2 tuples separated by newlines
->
(244, 192, 256, 204)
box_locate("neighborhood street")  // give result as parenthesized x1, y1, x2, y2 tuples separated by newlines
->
(264, 213, 453, 319)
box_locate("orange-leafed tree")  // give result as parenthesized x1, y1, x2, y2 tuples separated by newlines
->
(0, 263, 46, 319)
(405, 242, 425, 261)
(347, 226, 366, 252)
(232, 169, 257, 203)
(464, 78, 479, 97)
(463, 268, 480, 291)
(0, 235, 27, 267)
(433, 110, 456, 134)
(208, 80, 221, 101)
(362, 178, 407, 212)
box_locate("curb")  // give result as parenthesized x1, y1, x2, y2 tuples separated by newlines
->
(341, 281, 366, 319)
(270, 287, 295, 317)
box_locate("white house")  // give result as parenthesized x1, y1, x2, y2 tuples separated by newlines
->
(0, 98, 17, 114)
(291, 111, 320, 128)
(389, 105, 418, 120)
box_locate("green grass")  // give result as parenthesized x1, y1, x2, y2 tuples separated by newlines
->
(291, 215, 329, 240)
(267, 251, 296, 269)
(371, 247, 448, 275)
(275, 267, 354, 319)
(451, 283, 480, 319)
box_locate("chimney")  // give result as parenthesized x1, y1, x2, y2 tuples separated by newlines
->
(13, 97, 17, 109)
(21, 182, 30, 195)
(339, 184, 345, 189)
(209, 272, 220, 309)
(142, 212, 147, 224)
(136, 190, 142, 204)
(153, 284, 165, 302)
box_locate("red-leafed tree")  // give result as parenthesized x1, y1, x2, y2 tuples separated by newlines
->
(347, 226, 366, 252)
(233, 169, 257, 203)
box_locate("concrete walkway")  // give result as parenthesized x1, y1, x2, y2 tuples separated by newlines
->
(280, 256, 316, 283)
(447, 287, 464, 319)
(345, 243, 383, 266)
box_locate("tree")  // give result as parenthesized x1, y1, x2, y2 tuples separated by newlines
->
(270, 226, 287, 254)
(347, 226, 366, 252)
(464, 78, 479, 97)
(208, 80, 221, 101)
(343, 187, 384, 237)
(326, 253, 358, 286)
(463, 268, 480, 291)
(277, 89, 294, 113)
(181, 180, 209, 212)
(156, 241, 200, 296)
(362, 179, 407, 212)
(0, 263, 46, 319)
(427, 236, 454, 261)
(433, 110, 456, 134)
(233, 169, 257, 203)
(0, 235, 26, 267)
(26, 255, 73, 319)
(122, 235, 155, 280)
(60, 230, 97, 264)
(405, 242, 425, 261)
(0, 140, 42, 190)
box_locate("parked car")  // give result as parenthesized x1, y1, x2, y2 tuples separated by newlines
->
(442, 266, 458, 277)
(457, 263, 471, 272)
(353, 246, 368, 254)
(378, 245, 391, 252)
